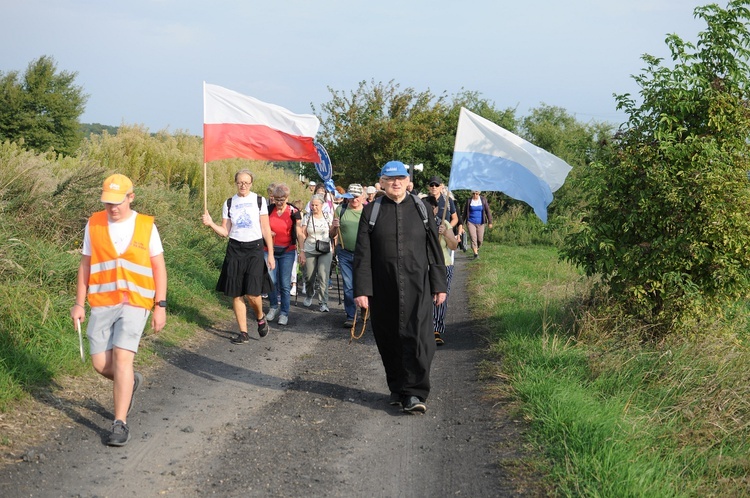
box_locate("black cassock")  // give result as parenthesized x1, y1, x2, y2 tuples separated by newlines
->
(354, 194, 447, 401)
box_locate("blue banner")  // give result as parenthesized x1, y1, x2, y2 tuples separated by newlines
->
(314, 142, 332, 181)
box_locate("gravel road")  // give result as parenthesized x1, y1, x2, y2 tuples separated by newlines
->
(0, 256, 545, 497)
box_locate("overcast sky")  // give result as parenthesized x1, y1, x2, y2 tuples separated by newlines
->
(0, 0, 705, 136)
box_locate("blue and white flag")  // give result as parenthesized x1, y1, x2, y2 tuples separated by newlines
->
(448, 108, 572, 223)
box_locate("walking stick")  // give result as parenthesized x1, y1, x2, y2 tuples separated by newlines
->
(76, 318, 85, 362)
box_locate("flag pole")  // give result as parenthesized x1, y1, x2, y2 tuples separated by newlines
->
(202, 82, 208, 214)
(203, 162, 208, 213)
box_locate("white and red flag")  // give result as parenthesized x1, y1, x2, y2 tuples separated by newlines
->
(203, 83, 320, 163)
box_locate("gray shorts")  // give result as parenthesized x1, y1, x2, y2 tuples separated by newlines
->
(86, 303, 150, 355)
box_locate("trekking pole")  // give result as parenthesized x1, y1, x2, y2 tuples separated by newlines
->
(335, 254, 342, 305)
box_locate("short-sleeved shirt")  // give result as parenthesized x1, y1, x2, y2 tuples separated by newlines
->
(334, 204, 363, 251)
(268, 203, 301, 250)
(82, 210, 163, 257)
(223, 193, 268, 242)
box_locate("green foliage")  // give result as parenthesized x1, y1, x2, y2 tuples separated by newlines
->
(79, 122, 119, 137)
(473, 243, 750, 497)
(0, 56, 88, 156)
(562, 1, 750, 333)
(312, 80, 516, 190)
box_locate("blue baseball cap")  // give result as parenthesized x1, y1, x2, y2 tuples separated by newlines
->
(380, 161, 409, 177)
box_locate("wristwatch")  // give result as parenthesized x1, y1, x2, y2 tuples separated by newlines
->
(156, 300, 167, 308)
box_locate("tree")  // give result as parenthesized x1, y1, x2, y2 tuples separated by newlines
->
(0, 56, 88, 156)
(562, 1, 750, 333)
(520, 104, 614, 220)
(312, 80, 515, 190)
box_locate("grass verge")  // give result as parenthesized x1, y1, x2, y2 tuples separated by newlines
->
(471, 243, 750, 497)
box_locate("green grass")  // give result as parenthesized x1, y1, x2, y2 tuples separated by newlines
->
(470, 243, 750, 497)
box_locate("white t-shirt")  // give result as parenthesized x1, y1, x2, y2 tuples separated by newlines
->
(222, 193, 268, 242)
(82, 210, 163, 257)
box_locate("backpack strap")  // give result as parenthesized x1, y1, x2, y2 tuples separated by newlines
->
(368, 194, 429, 232)
(368, 197, 382, 233)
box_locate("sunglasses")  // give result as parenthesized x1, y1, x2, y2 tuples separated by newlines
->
(428, 183, 441, 187)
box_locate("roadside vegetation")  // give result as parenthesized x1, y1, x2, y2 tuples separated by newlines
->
(471, 243, 750, 496)
(0, 129, 310, 414)
(2, 1, 750, 495)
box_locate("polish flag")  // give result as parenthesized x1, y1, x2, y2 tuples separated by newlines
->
(203, 83, 321, 163)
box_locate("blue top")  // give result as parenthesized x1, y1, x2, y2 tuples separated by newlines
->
(468, 201, 483, 224)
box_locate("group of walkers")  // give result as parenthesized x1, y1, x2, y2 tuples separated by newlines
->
(68, 163, 493, 446)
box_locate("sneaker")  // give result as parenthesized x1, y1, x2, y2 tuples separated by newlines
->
(278, 314, 288, 326)
(257, 317, 269, 337)
(434, 332, 445, 346)
(319, 304, 329, 313)
(388, 392, 402, 406)
(128, 372, 144, 415)
(290, 284, 297, 296)
(300, 283, 306, 295)
(261, 293, 268, 298)
(343, 318, 354, 328)
(107, 420, 130, 446)
(402, 396, 426, 413)
(231, 332, 249, 344)
(266, 307, 278, 321)
(303, 296, 313, 307)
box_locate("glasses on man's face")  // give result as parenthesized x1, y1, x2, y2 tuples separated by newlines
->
(428, 183, 440, 188)
(236, 181, 251, 187)
(382, 176, 407, 183)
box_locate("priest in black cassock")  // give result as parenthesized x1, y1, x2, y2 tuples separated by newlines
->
(354, 161, 448, 413)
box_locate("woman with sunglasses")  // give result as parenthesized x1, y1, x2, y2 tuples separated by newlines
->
(462, 191, 493, 259)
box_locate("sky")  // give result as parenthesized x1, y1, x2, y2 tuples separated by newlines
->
(0, 0, 705, 137)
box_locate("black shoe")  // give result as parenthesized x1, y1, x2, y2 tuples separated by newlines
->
(257, 317, 269, 337)
(434, 332, 444, 346)
(388, 392, 402, 406)
(402, 396, 426, 413)
(231, 332, 249, 344)
(128, 372, 143, 415)
(107, 420, 130, 446)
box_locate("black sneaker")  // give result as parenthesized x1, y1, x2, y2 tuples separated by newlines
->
(434, 332, 445, 346)
(388, 392, 402, 406)
(107, 420, 130, 446)
(402, 396, 426, 413)
(231, 332, 249, 344)
(257, 317, 269, 338)
(128, 372, 144, 415)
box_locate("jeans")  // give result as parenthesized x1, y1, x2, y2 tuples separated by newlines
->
(266, 249, 295, 316)
(336, 248, 355, 319)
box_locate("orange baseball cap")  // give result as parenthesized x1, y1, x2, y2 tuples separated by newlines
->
(101, 174, 133, 204)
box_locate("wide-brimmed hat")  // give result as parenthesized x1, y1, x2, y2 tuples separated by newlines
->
(101, 174, 133, 204)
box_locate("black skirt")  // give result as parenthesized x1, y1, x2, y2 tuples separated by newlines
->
(216, 238, 271, 297)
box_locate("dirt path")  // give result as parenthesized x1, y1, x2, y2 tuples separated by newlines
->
(0, 256, 545, 497)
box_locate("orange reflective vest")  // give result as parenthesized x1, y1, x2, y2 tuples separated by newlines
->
(87, 211, 156, 310)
